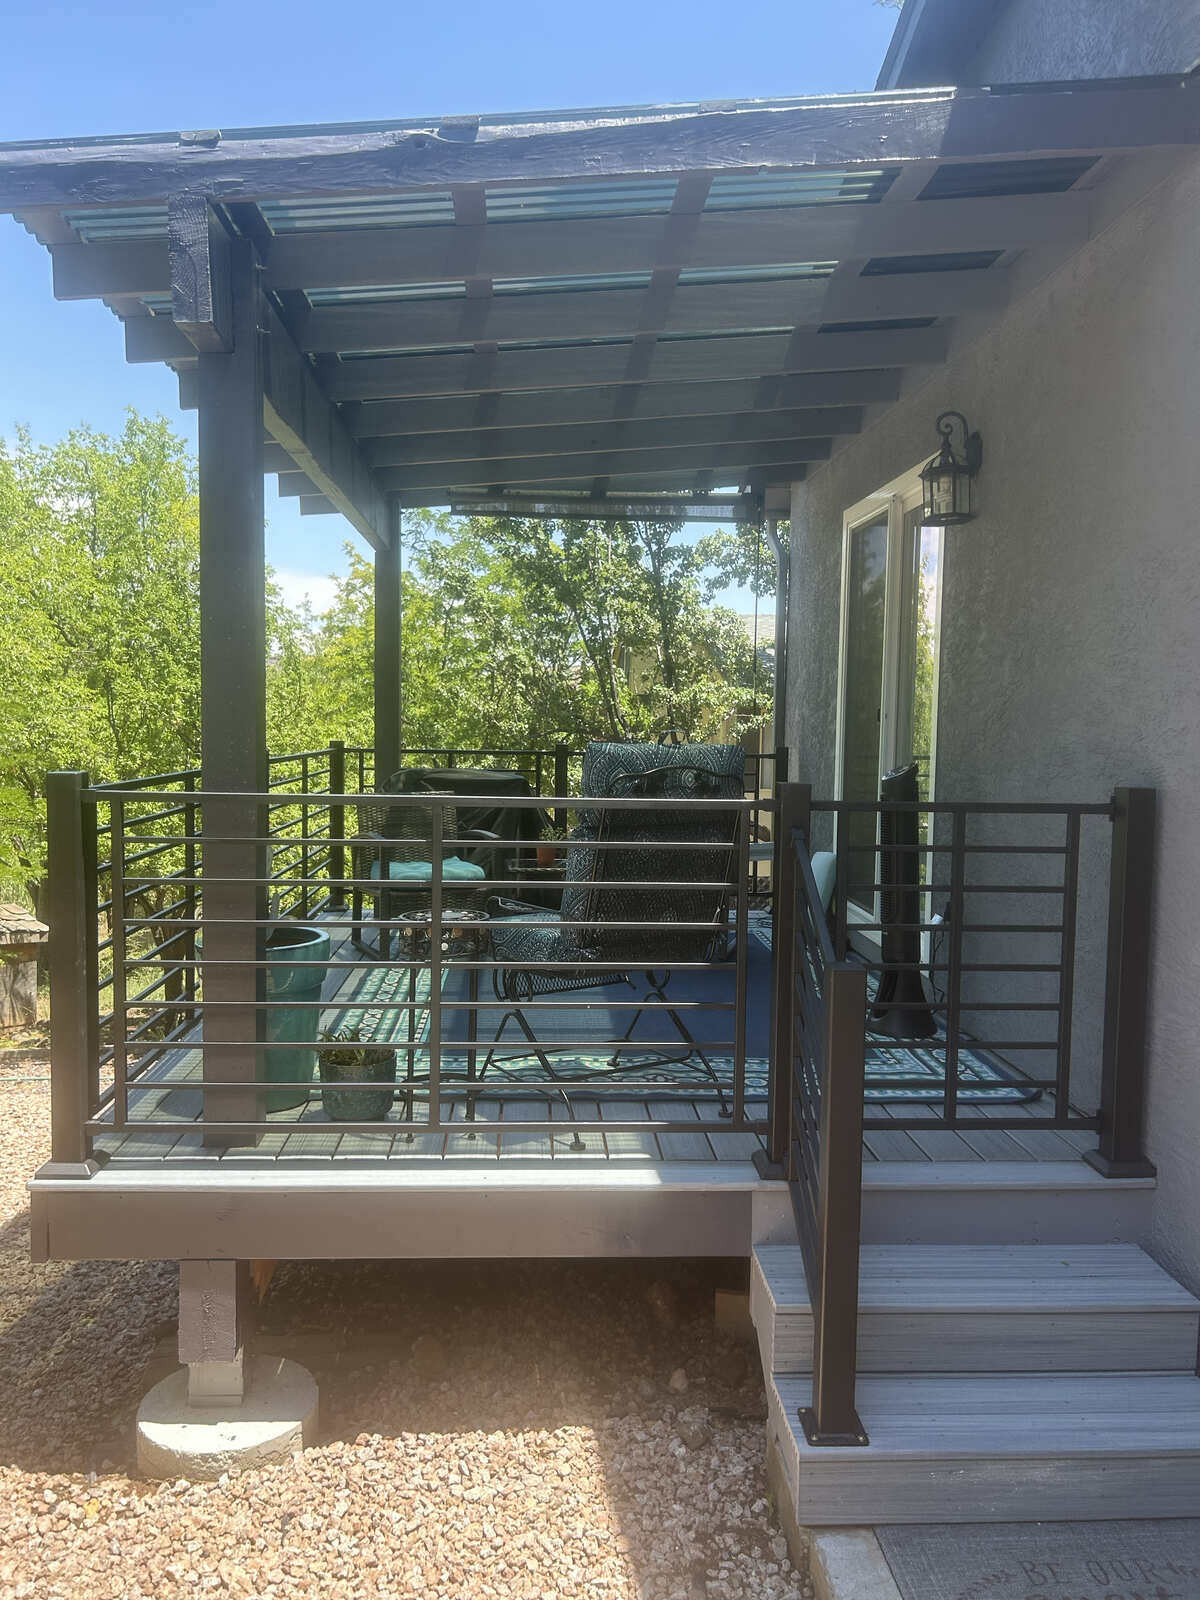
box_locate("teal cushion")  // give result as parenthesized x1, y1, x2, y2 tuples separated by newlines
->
(369, 855, 485, 883)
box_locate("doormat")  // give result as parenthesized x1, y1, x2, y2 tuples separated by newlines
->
(877, 1519, 1200, 1600)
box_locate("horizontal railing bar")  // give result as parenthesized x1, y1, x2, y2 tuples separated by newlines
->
(89, 1116, 768, 1137)
(813, 800, 1112, 816)
(117, 1038, 739, 1055)
(123, 915, 732, 931)
(119, 874, 740, 892)
(86, 789, 754, 810)
(864, 1114, 1098, 1131)
(123, 957, 736, 971)
(121, 996, 734, 1012)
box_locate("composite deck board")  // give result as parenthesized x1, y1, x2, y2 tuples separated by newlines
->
(495, 1099, 556, 1163)
(876, 1104, 984, 1162)
(693, 1096, 765, 1161)
(754, 1243, 1200, 1377)
(648, 1098, 715, 1162)
(444, 1098, 501, 1159)
(598, 1098, 659, 1161)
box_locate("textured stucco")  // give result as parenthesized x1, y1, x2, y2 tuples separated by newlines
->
(966, 0, 1200, 84)
(785, 156, 1200, 1291)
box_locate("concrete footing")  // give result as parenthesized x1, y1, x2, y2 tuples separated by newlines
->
(137, 1356, 318, 1480)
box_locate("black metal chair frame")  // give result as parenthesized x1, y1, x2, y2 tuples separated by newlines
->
(481, 762, 741, 1111)
(347, 785, 499, 957)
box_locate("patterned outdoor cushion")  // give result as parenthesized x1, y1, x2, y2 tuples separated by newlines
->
(560, 741, 746, 936)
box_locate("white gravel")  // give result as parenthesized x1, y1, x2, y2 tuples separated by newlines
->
(0, 1068, 809, 1600)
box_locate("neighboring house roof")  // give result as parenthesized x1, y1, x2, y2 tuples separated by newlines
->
(877, 0, 1012, 89)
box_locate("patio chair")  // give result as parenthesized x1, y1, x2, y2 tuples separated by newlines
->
(483, 740, 745, 1105)
(347, 784, 498, 957)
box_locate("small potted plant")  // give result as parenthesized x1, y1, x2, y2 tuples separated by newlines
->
(317, 1026, 397, 1121)
(536, 824, 570, 868)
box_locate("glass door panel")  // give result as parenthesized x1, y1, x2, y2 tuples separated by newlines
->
(840, 513, 889, 914)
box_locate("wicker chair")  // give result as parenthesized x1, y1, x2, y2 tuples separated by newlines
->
(348, 788, 497, 957)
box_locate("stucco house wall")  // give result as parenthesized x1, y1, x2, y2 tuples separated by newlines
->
(785, 153, 1200, 1292)
(966, 0, 1200, 84)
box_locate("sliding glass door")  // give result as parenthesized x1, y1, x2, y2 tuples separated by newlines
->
(837, 492, 944, 925)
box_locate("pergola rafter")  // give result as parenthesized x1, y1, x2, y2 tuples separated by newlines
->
(5, 75, 1197, 522)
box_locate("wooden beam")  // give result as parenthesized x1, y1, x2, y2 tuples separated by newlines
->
(197, 237, 266, 1144)
(2, 80, 1195, 208)
(51, 236, 170, 300)
(294, 269, 1003, 353)
(260, 298, 388, 550)
(260, 192, 1086, 291)
(325, 325, 948, 402)
(169, 195, 232, 353)
(374, 506, 403, 782)
(446, 492, 762, 521)
(46, 192, 1087, 304)
(125, 314, 195, 364)
(347, 371, 901, 436)
(391, 459, 811, 502)
(360, 407, 863, 467)
(349, 436, 835, 493)
(262, 441, 295, 474)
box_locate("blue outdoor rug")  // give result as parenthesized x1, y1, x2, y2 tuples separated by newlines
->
(331, 917, 1039, 1105)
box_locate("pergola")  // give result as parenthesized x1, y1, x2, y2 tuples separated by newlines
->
(3, 78, 1198, 1116)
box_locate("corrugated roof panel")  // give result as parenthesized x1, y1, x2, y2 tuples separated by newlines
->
(337, 323, 792, 360)
(705, 169, 898, 209)
(819, 316, 936, 333)
(259, 193, 457, 230)
(485, 178, 678, 222)
(919, 157, 1098, 201)
(861, 249, 1003, 275)
(677, 260, 836, 285)
(493, 270, 652, 294)
(63, 205, 168, 241)
(306, 281, 467, 305)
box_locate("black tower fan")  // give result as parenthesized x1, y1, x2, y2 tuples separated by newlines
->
(870, 761, 938, 1040)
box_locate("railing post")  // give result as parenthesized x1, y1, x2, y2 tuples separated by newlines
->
(801, 960, 869, 1447)
(757, 780, 809, 1177)
(45, 770, 98, 1175)
(554, 742, 570, 826)
(328, 740, 346, 910)
(1086, 786, 1157, 1179)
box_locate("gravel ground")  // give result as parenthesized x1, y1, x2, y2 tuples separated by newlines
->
(0, 1072, 809, 1600)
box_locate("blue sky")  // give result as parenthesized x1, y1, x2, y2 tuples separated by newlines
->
(0, 0, 898, 613)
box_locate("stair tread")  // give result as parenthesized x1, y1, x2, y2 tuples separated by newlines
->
(772, 1372, 1200, 1458)
(755, 1244, 1200, 1313)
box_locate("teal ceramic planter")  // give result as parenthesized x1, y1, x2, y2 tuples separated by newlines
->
(264, 925, 332, 1112)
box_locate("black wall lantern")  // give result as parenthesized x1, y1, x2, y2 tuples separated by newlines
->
(920, 410, 982, 526)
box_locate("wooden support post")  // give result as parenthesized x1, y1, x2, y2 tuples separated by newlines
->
(1086, 787, 1158, 1179)
(199, 238, 267, 1145)
(169, 195, 233, 353)
(44, 771, 98, 1176)
(178, 1260, 250, 1406)
(757, 781, 809, 1177)
(373, 502, 403, 786)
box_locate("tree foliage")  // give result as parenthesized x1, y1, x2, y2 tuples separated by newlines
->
(0, 415, 773, 907)
(0, 415, 199, 905)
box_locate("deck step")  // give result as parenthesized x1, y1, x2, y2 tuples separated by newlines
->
(751, 1244, 1200, 1374)
(768, 1371, 1200, 1524)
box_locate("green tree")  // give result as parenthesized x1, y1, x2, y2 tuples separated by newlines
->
(0, 414, 200, 908)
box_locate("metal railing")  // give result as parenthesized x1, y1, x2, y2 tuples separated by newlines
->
(47, 777, 759, 1164)
(769, 780, 1157, 1448)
